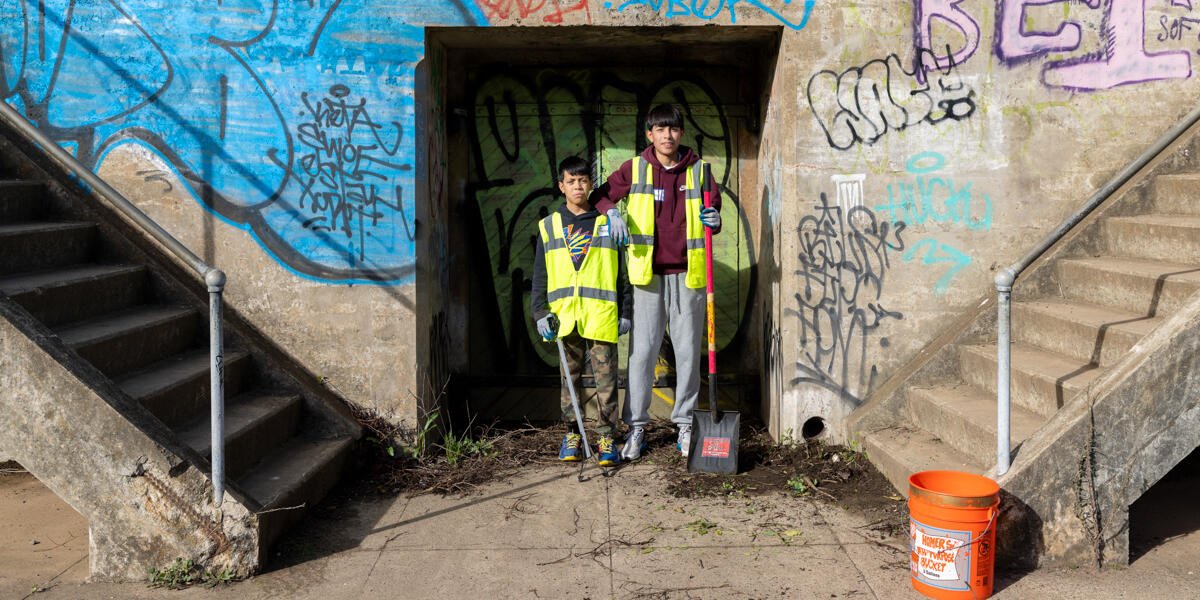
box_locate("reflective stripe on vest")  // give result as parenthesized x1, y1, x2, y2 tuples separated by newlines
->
(624, 156, 709, 288)
(540, 211, 620, 343)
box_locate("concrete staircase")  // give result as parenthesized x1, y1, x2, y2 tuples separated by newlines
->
(0, 135, 359, 577)
(849, 132, 1200, 566)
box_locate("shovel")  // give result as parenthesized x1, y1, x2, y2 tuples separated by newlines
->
(556, 336, 599, 482)
(687, 165, 740, 475)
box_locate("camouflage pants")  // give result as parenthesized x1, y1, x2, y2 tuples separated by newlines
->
(559, 333, 620, 436)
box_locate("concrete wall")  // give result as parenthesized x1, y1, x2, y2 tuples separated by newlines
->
(0, 297, 261, 581)
(5, 1, 1200, 437)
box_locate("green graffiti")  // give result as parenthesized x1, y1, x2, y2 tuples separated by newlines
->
(468, 68, 752, 368)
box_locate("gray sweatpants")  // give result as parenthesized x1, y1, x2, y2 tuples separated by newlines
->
(624, 272, 705, 428)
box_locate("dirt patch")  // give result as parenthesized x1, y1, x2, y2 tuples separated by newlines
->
(344, 410, 907, 539)
(351, 420, 566, 497)
(653, 422, 908, 538)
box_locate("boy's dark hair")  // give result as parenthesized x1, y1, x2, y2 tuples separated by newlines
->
(559, 156, 591, 180)
(645, 104, 684, 130)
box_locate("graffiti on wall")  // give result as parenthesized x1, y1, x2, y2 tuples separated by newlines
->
(788, 182, 905, 404)
(606, 0, 816, 30)
(806, 47, 976, 151)
(873, 151, 990, 294)
(0, 0, 488, 283)
(466, 68, 753, 370)
(917, 0, 1192, 91)
(478, 0, 592, 23)
(1157, 2, 1200, 55)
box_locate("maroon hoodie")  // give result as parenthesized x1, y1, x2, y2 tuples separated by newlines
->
(590, 145, 722, 275)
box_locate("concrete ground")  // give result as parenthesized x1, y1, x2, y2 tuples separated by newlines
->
(2, 459, 1197, 600)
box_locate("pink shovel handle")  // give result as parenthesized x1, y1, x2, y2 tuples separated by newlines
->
(703, 188, 715, 377)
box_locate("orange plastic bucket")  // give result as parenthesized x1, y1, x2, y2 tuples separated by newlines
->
(908, 471, 998, 600)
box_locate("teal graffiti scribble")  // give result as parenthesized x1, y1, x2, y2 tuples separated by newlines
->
(902, 238, 972, 294)
(875, 151, 992, 231)
(611, 0, 816, 30)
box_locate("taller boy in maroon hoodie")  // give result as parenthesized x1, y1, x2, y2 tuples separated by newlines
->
(591, 104, 722, 460)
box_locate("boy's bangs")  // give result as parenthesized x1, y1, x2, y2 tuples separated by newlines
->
(645, 104, 683, 130)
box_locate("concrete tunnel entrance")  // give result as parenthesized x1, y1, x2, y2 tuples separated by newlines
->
(426, 26, 781, 426)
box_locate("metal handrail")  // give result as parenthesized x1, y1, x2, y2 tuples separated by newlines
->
(994, 104, 1200, 476)
(0, 100, 228, 505)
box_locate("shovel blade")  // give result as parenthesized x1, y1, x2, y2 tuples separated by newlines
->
(686, 410, 740, 474)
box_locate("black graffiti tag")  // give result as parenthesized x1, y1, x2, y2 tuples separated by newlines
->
(806, 47, 976, 151)
(787, 193, 905, 403)
(295, 84, 413, 259)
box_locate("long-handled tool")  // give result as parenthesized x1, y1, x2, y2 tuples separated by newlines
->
(687, 164, 740, 475)
(556, 336, 596, 482)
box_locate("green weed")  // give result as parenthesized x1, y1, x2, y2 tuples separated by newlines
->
(686, 518, 718, 535)
(443, 431, 496, 466)
(147, 559, 237, 590)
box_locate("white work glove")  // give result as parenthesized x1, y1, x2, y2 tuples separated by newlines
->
(618, 318, 631, 336)
(536, 314, 559, 341)
(699, 207, 721, 230)
(606, 209, 629, 246)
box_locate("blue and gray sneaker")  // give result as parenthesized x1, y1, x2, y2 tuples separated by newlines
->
(620, 426, 647, 461)
(597, 436, 619, 466)
(559, 433, 582, 462)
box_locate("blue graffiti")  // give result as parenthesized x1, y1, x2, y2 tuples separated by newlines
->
(902, 238, 971, 295)
(605, 0, 815, 30)
(874, 151, 992, 232)
(0, 0, 487, 284)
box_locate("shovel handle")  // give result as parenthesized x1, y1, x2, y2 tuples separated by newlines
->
(703, 166, 717, 416)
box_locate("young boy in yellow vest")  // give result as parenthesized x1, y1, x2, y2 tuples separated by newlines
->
(591, 104, 722, 460)
(531, 156, 632, 465)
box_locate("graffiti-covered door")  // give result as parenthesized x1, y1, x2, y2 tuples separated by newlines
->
(464, 67, 752, 420)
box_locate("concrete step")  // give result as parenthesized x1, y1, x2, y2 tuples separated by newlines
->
(0, 181, 45, 223)
(240, 435, 354, 549)
(1012, 299, 1159, 367)
(1056, 256, 1200, 317)
(0, 222, 96, 274)
(119, 349, 253, 427)
(958, 343, 1103, 418)
(1150, 173, 1200, 215)
(175, 392, 303, 479)
(1104, 215, 1200, 263)
(858, 425, 985, 495)
(0, 264, 146, 326)
(906, 384, 1046, 466)
(56, 305, 202, 378)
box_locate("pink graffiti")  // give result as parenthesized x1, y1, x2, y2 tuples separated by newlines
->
(913, 0, 981, 76)
(993, 0, 1191, 90)
(477, 0, 592, 23)
(995, 0, 1096, 61)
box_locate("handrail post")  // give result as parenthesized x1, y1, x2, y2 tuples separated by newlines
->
(995, 269, 1015, 476)
(207, 269, 227, 506)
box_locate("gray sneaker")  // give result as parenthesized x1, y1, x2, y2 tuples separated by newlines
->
(677, 424, 692, 458)
(621, 426, 647, 460)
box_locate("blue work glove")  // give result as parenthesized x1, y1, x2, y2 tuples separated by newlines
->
(699, 207, 721, 230)
(536, 314, 559, 341)
(618, 318, 631, 336)
(606, 209, 629, 246)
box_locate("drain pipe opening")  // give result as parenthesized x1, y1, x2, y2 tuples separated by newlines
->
(802, 417, 826, 440)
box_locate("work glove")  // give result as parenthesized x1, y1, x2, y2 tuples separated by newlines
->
(618, 318, 631, 336)
(699, 207, 721, 230)
(606, 209, 629, 246)
(536, 314, 559, 341)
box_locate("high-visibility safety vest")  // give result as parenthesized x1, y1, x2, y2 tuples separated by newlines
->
(625, 156, 709, 288)
(539, 211, 620, 343)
